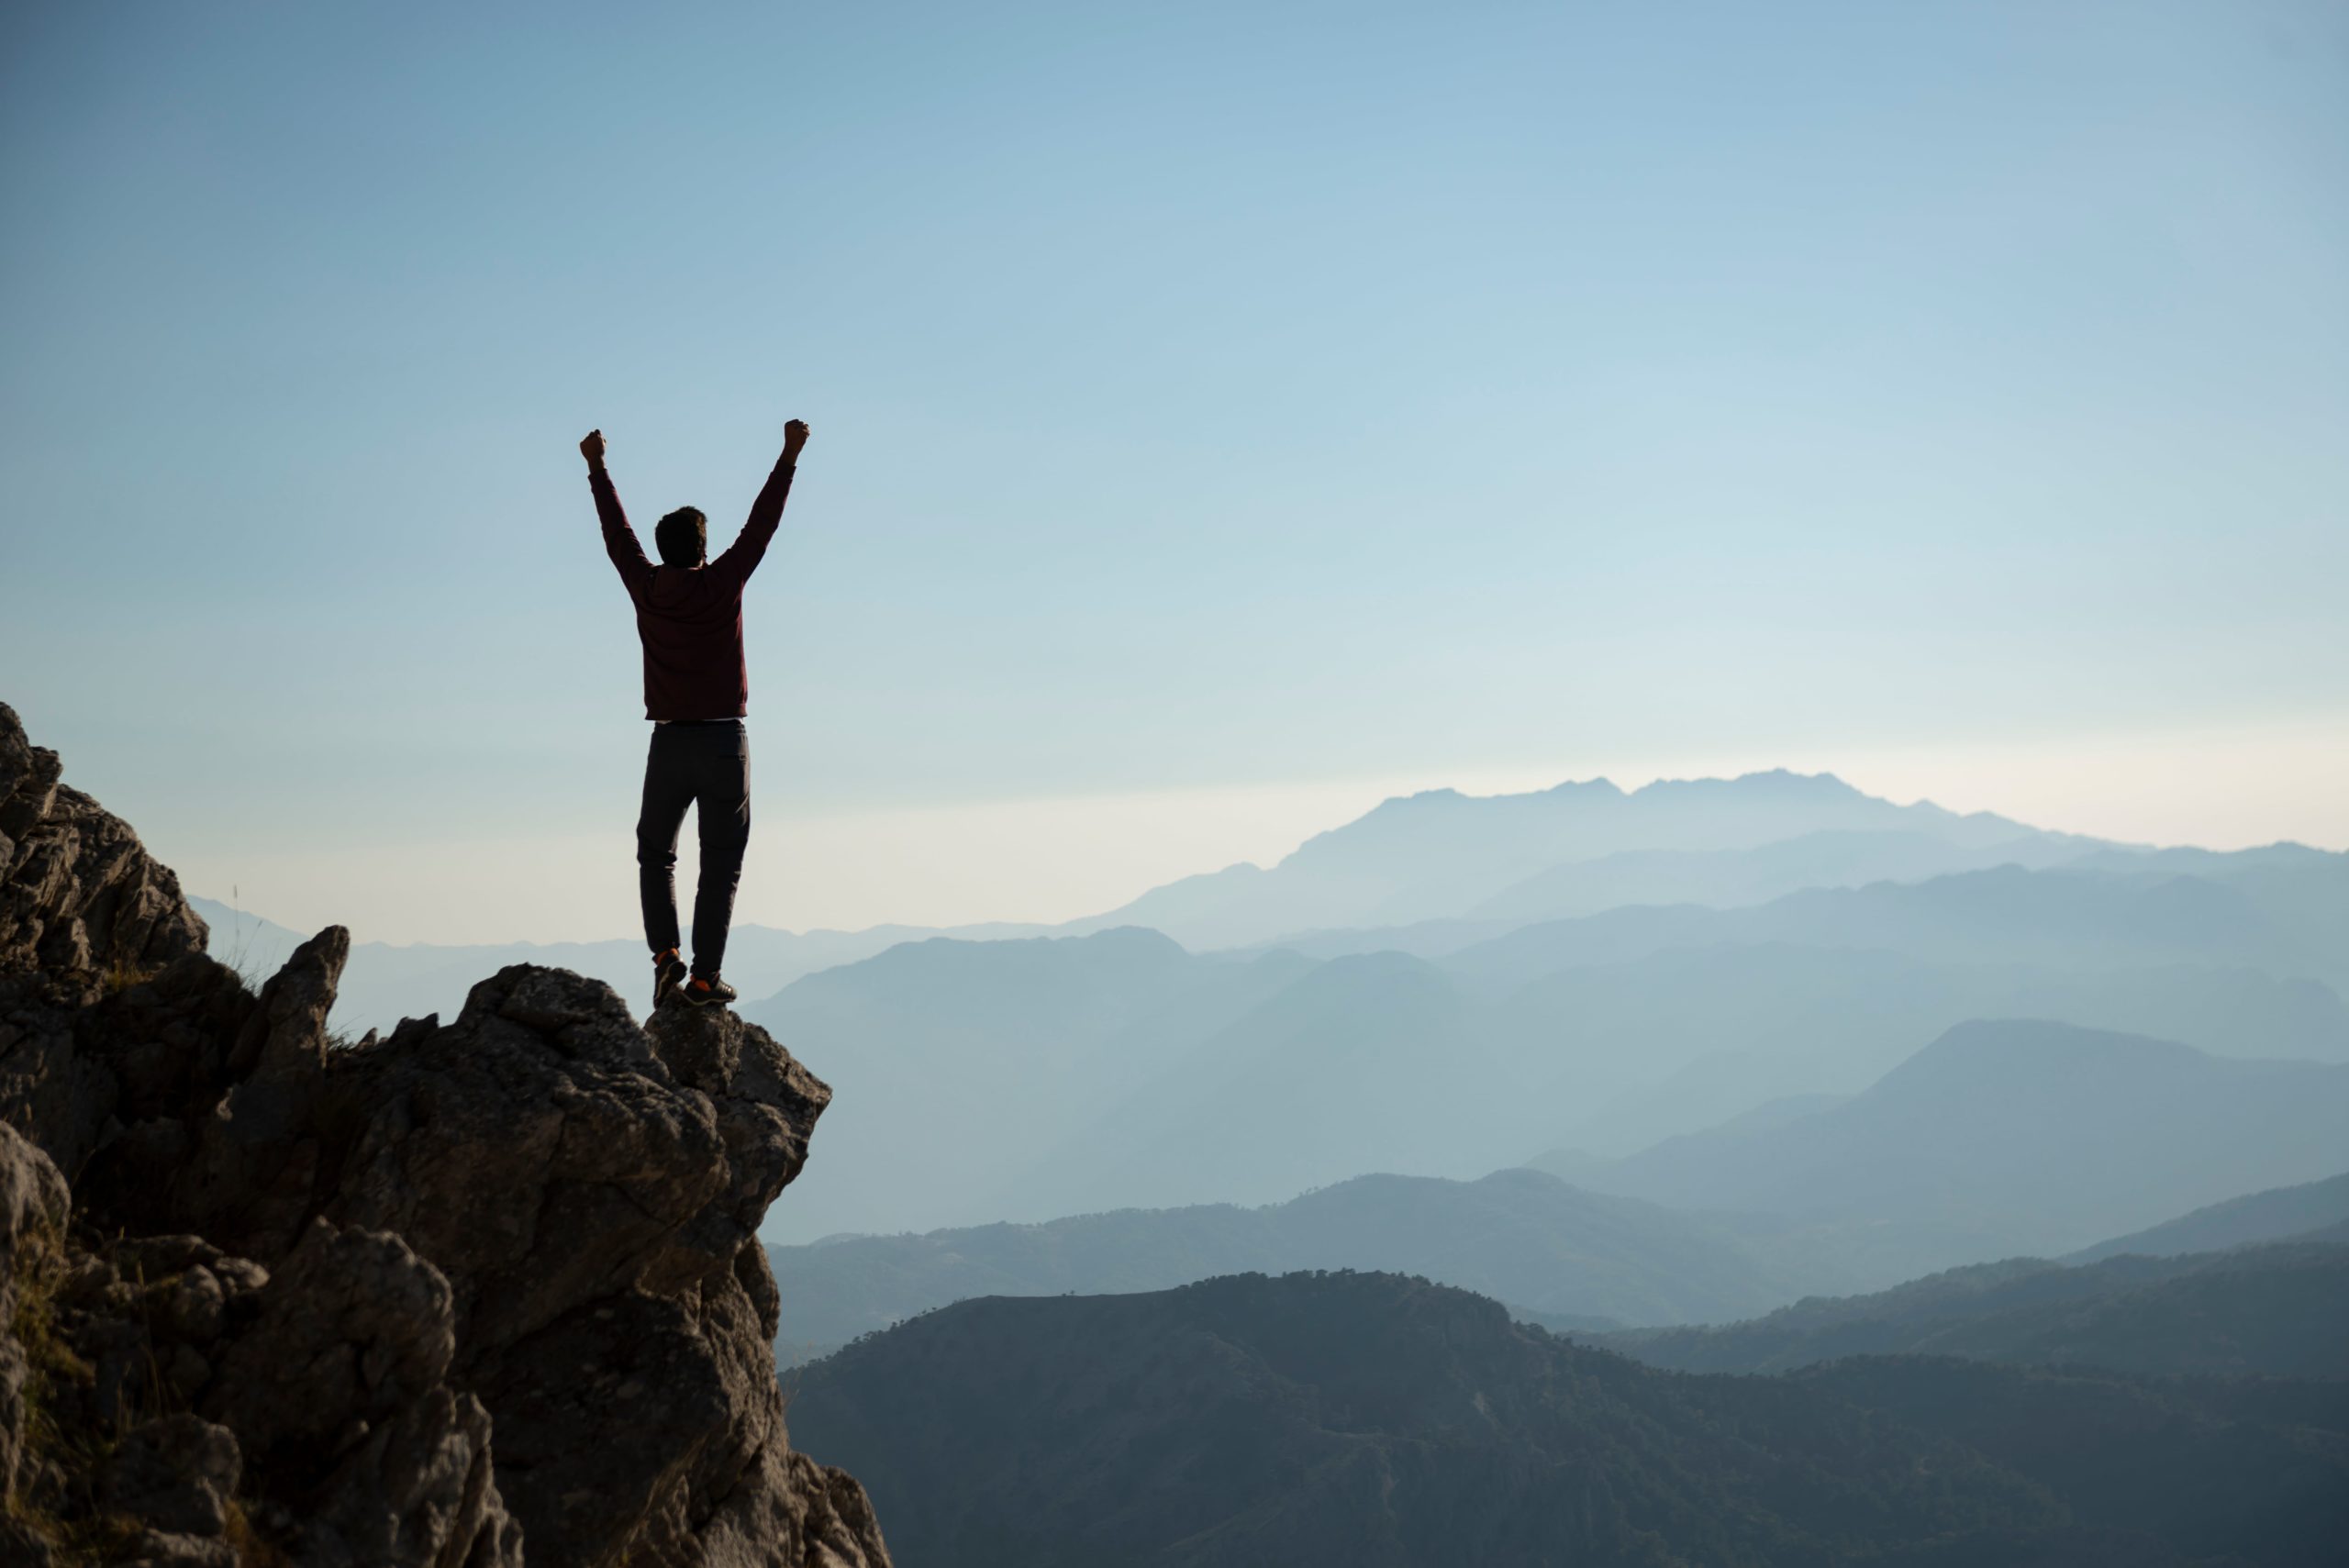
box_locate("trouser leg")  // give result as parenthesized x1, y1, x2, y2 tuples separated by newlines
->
(690, 724, 751, 978)
(636, 728, 695, 955)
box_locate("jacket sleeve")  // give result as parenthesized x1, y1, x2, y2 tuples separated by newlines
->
(592, 467, 653, 598)
(709, 458, 796, 589)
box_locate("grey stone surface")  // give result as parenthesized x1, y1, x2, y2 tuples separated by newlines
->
(0, 701, 892, 1566)
(0, 1120, 69, 1499)
(102, 1414, 240, 1537)
(0, 701, 207, 975)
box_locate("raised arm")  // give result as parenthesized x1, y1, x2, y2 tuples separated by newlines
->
(709, 418, 809, 588)
(583, 428, 653, 596)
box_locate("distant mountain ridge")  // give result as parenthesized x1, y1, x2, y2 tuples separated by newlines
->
(972, 947, 2349, 1244)
(2067, 1170, 2349, 1262)
(1595, 1240, 2349, 1378)
(763, 1167, 1809, 1359)
(200, 771, 2349, 1038)
(753, 898, 2349, 1241)
(196, 775, 2349, 1257)
(1464, 826, 2089, 924)
(189, 894, 1049, 1035)
(1447, 861, 2342, 991)
(200, 767, 2087, 1024)
(1065, 769, 2100, 950)
(787, 1269, 2349, 1567)
(1552, 1019, 2349, 1280)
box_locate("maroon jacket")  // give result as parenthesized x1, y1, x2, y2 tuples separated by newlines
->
(593, 458, 796, 721)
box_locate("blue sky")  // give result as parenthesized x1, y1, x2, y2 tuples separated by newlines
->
(4, 1, 2346, 941)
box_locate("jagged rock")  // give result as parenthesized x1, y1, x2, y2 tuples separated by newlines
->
(143, 1264, 226, 1344)
(320, 965, 731, 1343)
(170, 928, 348, 1261)
(314, 968, 886, 1563)
(209, 1221, 461, 1452)
(0, 1120, 70, 1499)
(648, 1003, 833, 1274)
(118, 1529, 237, 1568)
(101, 1414, 240, 1537)
(161, 1344, 210, 1404)
(207, 1219, 518, 1566)
(0, 702, 207, 974)
(0, 702, 893, 1566)
(1, 950, 257, 1193)
(0, 970, 115, 1184)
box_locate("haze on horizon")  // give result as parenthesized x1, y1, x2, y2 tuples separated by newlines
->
(5, 1, 2345, 944)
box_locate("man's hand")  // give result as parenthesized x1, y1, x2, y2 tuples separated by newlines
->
(580, 428, 607, 469)
(783, 419, 810, 462)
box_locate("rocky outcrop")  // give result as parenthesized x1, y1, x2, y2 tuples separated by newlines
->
(1, 703, 208, 974)
(0, 1120, 69, 1507)
(0, 703, 890, 1566)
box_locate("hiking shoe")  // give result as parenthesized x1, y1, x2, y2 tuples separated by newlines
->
(679, 973, 738, 1008)
(651, 949, 688, 1009)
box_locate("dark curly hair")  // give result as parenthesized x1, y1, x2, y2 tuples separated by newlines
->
(654, 506, 707, 568)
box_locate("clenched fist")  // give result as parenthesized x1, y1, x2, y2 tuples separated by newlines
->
(580, 428, 607, 468)
(783, 419, 810, 461)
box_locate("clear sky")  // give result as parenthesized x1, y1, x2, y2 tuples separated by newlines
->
(4, 1, 2345, 944)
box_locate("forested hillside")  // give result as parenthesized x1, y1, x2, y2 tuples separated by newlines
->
(788, 1270, 2349, 1568)
(766, 1167, 1802, 1356)
(1598, 1240, 2349, 1377)
(2068, 1171, 2349, 1262)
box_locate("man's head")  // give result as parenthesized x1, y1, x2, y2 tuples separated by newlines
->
(654, 506, 707, 569)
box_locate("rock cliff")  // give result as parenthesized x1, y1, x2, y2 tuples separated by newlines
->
(0, 703, 890, 1567)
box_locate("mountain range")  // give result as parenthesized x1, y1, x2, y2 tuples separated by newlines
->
(105, 747, 2349, 1562)
(2066, 1169, 2349, 1262)
(197, 773, 2349, 1259)
(1063, 770, 2095, 949)
(765, 1167, 1807, 1360)
(210, 767, 2343, 1034)
(785, 1269, 2349, 1567)
(757, 930, 2349, 1245)
(1594, 1238, 2349, 1378)
(1542, 1019, 2349, 1280)
(766, 1149, 2349, 1374)
(1442, 857, 2349, 992)
(191, 894, 1045, 1037)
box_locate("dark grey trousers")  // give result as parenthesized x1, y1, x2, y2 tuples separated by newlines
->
(637, 719, 750, 978)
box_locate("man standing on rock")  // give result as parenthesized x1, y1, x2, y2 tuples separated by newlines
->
(580, 419, 808, 1010)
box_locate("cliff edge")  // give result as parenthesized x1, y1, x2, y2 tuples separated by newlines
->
(0, 702, 891, 1566)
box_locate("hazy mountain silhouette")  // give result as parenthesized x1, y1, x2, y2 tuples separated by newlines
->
(1466, 827, 2088, 924)
(1542, 1083, 1852, 1166)
(1563, 1020, 2349, 1279)
(763, 1168, 1803, 1357)
(976, 950, 1509, 1223)
(1498, 942, 2347, 1159)
(199, 787, 2349, 1256)
(747, 929, 1313, 1240)
(744, 909, 2349, 1239)
(786, 1270, 2349, 1567)
(1596, 1241, 2349, 1378)
(1449, 862, 2339, 992)
(190, 893, 1046, 1035)
(1278, 841, 2349, 974)
(197, 785, 2349, 1051)
(1064, 771, 2086, 950)
(986, 949, 2349, 1234)
(2065, 842, 2349, 961)
(2066, 1170, 2349, 1262)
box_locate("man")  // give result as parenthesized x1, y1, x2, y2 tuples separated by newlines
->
(580, 418, 809, 1009)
